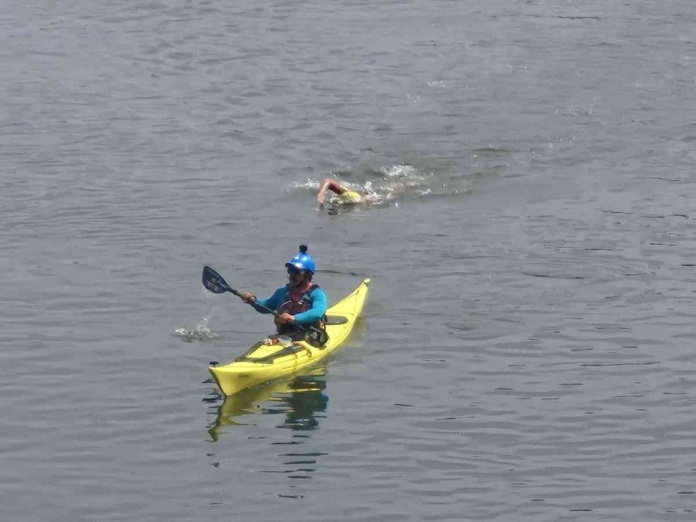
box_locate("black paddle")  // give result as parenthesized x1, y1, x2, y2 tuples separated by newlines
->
(201, 265, 329, 346)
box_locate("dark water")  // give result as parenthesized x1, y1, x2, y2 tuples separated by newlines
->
(2, 1, 696, 520)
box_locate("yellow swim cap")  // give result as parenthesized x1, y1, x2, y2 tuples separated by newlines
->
(339, 190, 363, 204)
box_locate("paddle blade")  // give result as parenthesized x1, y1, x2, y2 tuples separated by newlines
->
(202, 266, 233, 294)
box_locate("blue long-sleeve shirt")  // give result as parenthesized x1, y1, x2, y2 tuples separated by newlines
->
(253, 285, 327, 325)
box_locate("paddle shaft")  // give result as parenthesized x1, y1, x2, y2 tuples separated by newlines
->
(236, 289, 306, 328)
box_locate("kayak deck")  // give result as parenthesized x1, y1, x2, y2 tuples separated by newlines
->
(209, 278, 370, 396)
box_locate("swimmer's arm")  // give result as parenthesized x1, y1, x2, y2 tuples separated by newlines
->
(317, 178, 346, 205)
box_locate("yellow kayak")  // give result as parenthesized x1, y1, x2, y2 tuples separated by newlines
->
(209, 278, 370, 396)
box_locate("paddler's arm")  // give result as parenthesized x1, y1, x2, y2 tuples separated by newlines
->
(243, 287, 285, 314)
(291, 288, 328, 325)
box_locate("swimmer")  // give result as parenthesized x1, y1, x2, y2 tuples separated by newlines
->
(317, 178, 380, 207)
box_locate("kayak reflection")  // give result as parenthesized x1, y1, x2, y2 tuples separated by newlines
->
(208, 366, 328, 441)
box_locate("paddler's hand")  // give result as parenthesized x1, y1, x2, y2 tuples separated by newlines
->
(240, 291, 256, 303)
(275, 312, 295, 325)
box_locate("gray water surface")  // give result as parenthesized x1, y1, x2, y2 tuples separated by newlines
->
(2, 1, 696, 520)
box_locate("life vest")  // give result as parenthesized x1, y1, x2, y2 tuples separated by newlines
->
(278, 282, 316, 315)
(277, 283, 326, 339)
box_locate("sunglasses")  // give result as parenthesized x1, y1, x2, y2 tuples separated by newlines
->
(287, 267, 304, 275)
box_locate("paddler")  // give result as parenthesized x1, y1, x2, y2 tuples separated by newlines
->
(240, 245, 328, 342)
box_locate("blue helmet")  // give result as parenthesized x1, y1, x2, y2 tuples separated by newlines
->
(285, 245, 316, 274)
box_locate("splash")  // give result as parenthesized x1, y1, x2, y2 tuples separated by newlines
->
(293, 179, 320, 190)
(380, 164, 418, 178)
(331, 164, 432, 207)
(174, 323, 220, 342)
(296, 161, 478, 210)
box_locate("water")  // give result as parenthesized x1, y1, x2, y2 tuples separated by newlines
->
(2, 0, 696, 520)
